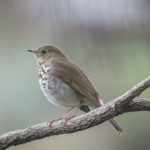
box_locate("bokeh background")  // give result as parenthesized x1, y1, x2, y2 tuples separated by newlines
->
(0, 0, 150, 150)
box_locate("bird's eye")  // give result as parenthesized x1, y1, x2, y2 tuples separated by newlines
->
(41, 50, 46, 54)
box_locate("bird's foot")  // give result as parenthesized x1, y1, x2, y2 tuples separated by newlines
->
(48, 118, 63, 128)
(64, 115, 76, 125)
(48, 115, 76, 128)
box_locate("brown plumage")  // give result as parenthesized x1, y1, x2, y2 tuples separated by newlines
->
(28, 45, 123, 135)
(53, 60, 100, 102)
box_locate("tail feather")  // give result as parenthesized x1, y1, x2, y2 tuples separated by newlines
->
(109, 119, 123, 135)
(80, 104, 123, 135)
(98, 96, 123, 135)
(80, 96, 123, 135)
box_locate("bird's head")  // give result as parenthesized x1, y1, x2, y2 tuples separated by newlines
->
(28, 45, 67, 64)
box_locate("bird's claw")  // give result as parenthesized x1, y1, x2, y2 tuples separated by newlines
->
(48, 116, 75, 127)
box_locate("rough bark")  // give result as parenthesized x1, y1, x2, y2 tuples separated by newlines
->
(0, 76, 150, 150)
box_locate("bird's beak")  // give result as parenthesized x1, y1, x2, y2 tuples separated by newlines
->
(27, 50, 37, 54)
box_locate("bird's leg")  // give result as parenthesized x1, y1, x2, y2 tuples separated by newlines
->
(64, 102, 83, 124)
(48, 106, 75, 127)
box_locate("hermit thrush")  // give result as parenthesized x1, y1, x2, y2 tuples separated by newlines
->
(28, 45, 123, 135)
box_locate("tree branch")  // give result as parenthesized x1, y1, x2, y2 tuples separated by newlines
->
(0, 76, 150, 150)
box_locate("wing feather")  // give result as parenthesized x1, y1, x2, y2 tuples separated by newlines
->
(52, 60, 100, 102)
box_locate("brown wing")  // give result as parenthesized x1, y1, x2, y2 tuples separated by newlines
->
(52, 60, 101, 103)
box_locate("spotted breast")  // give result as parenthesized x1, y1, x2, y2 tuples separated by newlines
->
(38, 63, 81, 107)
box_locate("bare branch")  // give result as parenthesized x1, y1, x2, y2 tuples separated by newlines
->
(128, 98, 150, 111)
(0, 76, 150, 150)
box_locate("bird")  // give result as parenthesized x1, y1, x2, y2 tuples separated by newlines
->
(28, 45, 123, 135)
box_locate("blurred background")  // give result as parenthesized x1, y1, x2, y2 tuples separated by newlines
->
(0, 0, 150, 150)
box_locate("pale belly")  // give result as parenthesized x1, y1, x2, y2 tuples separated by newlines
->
(38, 66, 81, 107)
